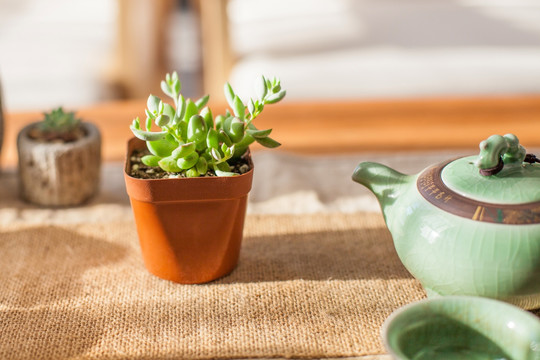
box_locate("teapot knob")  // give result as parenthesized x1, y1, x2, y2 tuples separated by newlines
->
(475, 134, 526, 176)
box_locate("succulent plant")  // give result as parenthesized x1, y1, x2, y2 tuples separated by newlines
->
(38, 107, 82, 135)
(130, 72, 286, 177)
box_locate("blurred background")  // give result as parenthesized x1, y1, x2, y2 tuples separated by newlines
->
(1, 0, 540, 111)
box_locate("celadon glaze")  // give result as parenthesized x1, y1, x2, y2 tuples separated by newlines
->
(352, 134, 540, 309)
(382, 296, 540, 360)
(442, 155, 540, 204)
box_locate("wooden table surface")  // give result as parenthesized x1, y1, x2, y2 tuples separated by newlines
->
(3, 95, 540, 168)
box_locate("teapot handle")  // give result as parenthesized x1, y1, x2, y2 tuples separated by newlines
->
(476, 134, 527, 176)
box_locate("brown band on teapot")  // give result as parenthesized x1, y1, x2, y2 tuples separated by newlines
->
(417, 159, 540, 225)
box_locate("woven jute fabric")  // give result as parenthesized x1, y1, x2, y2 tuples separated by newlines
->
(0, 213, 435, 359)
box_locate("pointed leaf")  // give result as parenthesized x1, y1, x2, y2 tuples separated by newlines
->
(248, 99, 256, 115)
(132, 117, 141, 130)
(173, 78, 181, 95)
(246, 128, 272, 139)
(232, 96, 245, 120)
(145, 109, 155, 120)
(256, 75, 268, 100)
(224, 82, 235, 110)
(176, 94, 186, 122)
(161, 81, 173, 97)
(195, 94, 209, 109)
(255, 136, 281, 148)
(211, 148, 222, 161)
(183, 99, 198, 123)
(200, 107, 214, 130)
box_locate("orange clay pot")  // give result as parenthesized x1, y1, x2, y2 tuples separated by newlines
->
(124, 138, 253, 284)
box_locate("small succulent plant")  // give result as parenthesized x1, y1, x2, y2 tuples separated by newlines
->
(39, 107, 81, 134)
(130, 72, 286, 177)
(31, 107, 84, 142)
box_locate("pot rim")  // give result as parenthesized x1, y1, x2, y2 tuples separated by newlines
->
(17, 121, 101, 150)
(124, 137, 254, 202)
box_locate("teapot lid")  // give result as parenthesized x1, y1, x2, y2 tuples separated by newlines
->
(417, 134, 540, 224)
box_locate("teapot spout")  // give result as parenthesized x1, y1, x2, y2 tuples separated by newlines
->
(352, 162, 411, 206)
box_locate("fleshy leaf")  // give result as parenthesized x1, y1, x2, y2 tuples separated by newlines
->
(196, 156, 208, 175)
(173, 78, 181, 95)
(256, 75, 268, 100)
(158, 156, 182, 173)
(187, 115, 207, 144)
(146, 137, 178, 157)
(160, 81, 173, 98)
(200, 107, 214, 130)
(215, 115, 225, 131)
(185, 168, 199, 177)
(130, 126, 167, 142)
(219, 129, 233, 147)
(265, 90, 286, 104)
(162, 103, 175, 121)
(147, 95, 161, 113)
(183, 99, 198, 123)
(155, 114, 170, 127)
(255, 136, 281, 148)
(229, 117, 245, 143)
(141, 155, 161, 167)
(206, 129, 219, 149)
(246, 128, 272, 139)
(172, 142, 196, 159)
(211, 148, 222, 161)
(177, 152, 199, 170)
(195, 94, 209, 109)
(176, 94, 186, 122)
(232, 96, 245, 120)
(215, 170, 238, 177)
(224, 82, 235, 110)
(216, 162, 230, 172)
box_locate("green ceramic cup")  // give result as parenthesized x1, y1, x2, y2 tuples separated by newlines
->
(382, 296, 540, 360)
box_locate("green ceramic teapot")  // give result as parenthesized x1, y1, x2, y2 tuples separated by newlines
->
(352, 134, 540, 309)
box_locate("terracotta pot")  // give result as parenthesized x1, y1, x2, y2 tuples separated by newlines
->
(17, 122, 101, 206)
(124, 138, 253, 284)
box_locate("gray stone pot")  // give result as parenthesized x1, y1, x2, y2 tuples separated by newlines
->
(17, 122, 101, 206)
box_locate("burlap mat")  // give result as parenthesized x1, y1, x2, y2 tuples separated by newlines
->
(3, 212, 529, 360)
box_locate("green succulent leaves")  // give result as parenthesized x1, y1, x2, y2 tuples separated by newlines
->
(129, 72, 286, 177)
(39, 107, 82, 135)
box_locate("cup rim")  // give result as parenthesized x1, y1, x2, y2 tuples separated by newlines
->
(381, 295, 540, 359)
